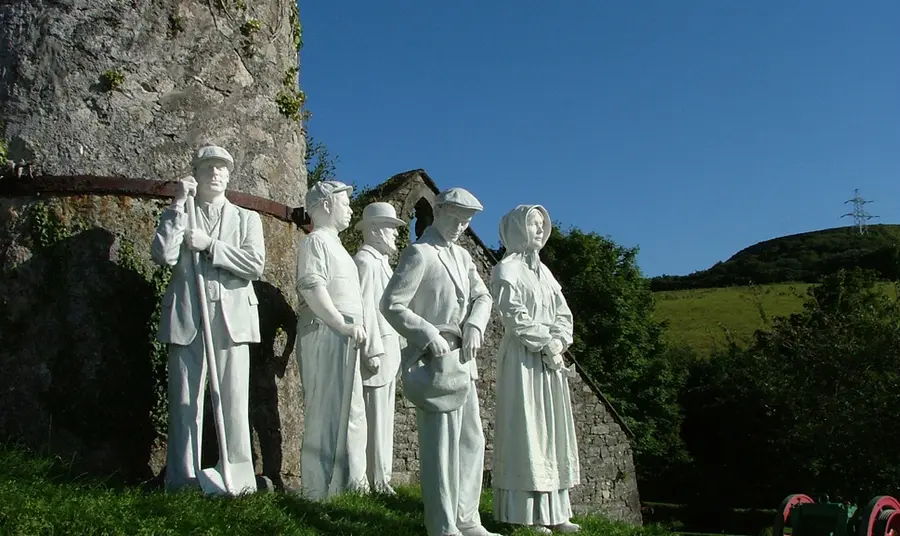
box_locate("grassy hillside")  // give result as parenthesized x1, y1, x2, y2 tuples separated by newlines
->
(651, 224, 900, 292)
(655, 282, 898, 355)
(0, 446, 663, 536)
(648, 224, 900, 354)
(654, 283, 808, 354)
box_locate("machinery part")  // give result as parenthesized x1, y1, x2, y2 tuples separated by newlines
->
(875, 509, 900, 536)
(0, 174, 311, 229)
(859, 497, 900, 536)
(775, 494, 815, 536)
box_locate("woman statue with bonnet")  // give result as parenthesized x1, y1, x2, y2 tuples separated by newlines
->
(491, 204, 581, 534)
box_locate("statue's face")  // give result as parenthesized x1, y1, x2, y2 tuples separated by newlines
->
(433, 205, 474, 244)
(377, 226, 400, 253)
(368, 225, 399, 254)
(526, 209, 545, 251)
(195, 160, 230, 196)
(330, 191, 353, 231)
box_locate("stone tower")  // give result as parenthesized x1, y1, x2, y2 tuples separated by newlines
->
(0, 0, 307, 487)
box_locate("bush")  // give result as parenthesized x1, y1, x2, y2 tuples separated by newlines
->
(682, 268, 900, 507)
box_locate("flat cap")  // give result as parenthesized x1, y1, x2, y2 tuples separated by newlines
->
(435, 187, 483, 212)
(193, 145, 234, 171)
(307, 180, 353, 209)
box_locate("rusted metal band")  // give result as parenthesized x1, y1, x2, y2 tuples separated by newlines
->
(0, 175, 311, 229)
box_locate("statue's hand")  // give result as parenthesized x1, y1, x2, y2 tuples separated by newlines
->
(462, 325, 482, 363)
(184, 228, 212, 251)
(365, 356, 382, 373)
(543, 338, 564, 358)
(339, 323, 367, 347)
(542, 353, 564, 371)
(175, 176, 197, 204)
(426, 336, 451, 357)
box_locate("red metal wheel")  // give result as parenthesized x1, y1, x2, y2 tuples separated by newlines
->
(876, 509, 900, 536)
(774, 494, 815, 536)
(858, 496, 900, 536)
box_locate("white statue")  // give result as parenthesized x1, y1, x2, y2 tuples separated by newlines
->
(151, 145, 265, 495)
(380, 188, 499, 536)
(295, 180, 371, 500)
(490, 205, 581, 534)
(353, 202, 407, 495)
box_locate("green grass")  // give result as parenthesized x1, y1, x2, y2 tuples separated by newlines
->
(654, 282, 899, 356)
(0, 446, 667, 536)
(654, 283, 810, 355)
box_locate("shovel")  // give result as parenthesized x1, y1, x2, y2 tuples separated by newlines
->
(185, 194, 256, 496)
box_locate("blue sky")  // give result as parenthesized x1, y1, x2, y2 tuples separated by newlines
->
(299, 0, 900, 277)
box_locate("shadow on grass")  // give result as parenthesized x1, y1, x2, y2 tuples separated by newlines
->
(0, 440, 114, 488)
(276, 492, 424, 535)
(0, 445, 650, 536)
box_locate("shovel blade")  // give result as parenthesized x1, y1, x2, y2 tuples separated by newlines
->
(225, 461, 258, 495)
(197, 461, 257, 497)
(198, 467, 228, 496)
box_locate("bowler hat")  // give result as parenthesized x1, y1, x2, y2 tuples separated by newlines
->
(192, 145, 234, 171)
(354, 202, 406, 231)
(401, 348, 471, 413)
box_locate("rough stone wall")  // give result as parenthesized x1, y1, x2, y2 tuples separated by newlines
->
(366, 171, 643, 524)
(0, 0, 306, 488)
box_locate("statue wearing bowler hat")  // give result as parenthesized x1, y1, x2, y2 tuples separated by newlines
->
(353, 202, 408, 494)
(380, 188, 499, 536)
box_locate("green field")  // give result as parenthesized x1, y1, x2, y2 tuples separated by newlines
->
(654, 282, 899, 355)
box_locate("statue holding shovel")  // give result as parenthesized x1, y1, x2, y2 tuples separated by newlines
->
(151, 145, 265, 495)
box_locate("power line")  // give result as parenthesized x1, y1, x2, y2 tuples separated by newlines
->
(841, 188, 878, 234)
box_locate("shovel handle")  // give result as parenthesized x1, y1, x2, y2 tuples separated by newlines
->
(185, 195, 234, 493)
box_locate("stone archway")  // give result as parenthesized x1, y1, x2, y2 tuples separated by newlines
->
(411, 197, 434, 241)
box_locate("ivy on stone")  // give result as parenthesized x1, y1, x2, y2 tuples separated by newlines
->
(339, 186, 410, 263)
(23, 201, 172, 445)
(0, 122, 8, 168)
(290, 2, 303, 52)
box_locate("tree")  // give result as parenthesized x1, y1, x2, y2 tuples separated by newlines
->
(682, 268, 900, 507)
(539, 224, 691, 489)
(299, 133, 409, 256)
(305, 132, 338, 186)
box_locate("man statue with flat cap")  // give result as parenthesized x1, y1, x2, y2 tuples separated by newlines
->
(295, 180, 371, 500)
(151, 145, 265, 493)
(353, 202, 407, 494)
(381, 188, 498, 536)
